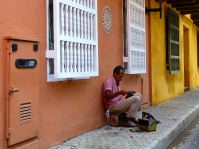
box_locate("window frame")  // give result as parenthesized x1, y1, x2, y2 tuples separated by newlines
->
(46, 0, 99, 82)
(123, 0, 146, 74)
(166, 7, 180, 74)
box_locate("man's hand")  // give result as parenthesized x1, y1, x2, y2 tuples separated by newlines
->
(119, 90, 128, 95)
(104, 90, 128, 100)
(128, 91, 136, 94)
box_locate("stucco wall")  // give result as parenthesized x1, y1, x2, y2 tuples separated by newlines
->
(0, 0, 150, 148)
(0, 0, 46, 148)
(151, 1, 199, 105)
(0, 0, 45, 148)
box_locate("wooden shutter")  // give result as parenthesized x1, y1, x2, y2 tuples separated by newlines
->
(166, 8, 180, 73)
(124, 0, 146, 74)
(46, 0, 98, 79)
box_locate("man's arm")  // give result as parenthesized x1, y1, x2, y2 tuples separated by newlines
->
(104, 90, 128, 100)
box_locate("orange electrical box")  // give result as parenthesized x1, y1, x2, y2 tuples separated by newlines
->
(5, 38, 39, 146)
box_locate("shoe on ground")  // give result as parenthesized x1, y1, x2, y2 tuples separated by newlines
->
(129, 117, 139, 124)
(121, 121, 137, 127)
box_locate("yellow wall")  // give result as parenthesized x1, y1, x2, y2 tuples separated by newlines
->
(151, 1, 199, 105)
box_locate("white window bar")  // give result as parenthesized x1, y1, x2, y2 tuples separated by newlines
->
(87, 45, 90, 72)
(69, 6, 72, 36)
(91, 14, 94, 40)
(77, 9, 80, 38)
(77, 43, 80, 72)
(82, 10, 85, 39)
(82, 44, 85, 72)
(84, 12, 86, 39)
(60, 3, 64, 35)
(74, 8, 77, 38)
(90, 45, 93, 71)
(65, 5, 69, 36)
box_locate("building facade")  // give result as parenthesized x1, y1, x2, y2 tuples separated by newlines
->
(150, 0, 199, 104)
(1, 0, 198, 148)
(0, 0, 151, 148)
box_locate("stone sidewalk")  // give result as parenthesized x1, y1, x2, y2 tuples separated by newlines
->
(49, 89, 199, 149)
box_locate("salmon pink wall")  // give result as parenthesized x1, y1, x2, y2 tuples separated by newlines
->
(0, 0, 150, 148)
(0, 0, 45, 148)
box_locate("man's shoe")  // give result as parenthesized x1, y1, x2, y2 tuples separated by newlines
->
(121, 121, 137, 127)
(129, 117, 139, 124)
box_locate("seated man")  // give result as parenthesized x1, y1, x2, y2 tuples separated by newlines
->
(103, 65, 142, 126)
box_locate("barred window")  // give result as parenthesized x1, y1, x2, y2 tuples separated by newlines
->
(166, 8, 180, 73)
(46, 0, 98, 81)
(123, 0, 146, 74)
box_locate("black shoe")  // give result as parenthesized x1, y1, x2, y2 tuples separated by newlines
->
(121, 121, 137, 127)
(142, 112, 160, 124)
(129, 117, 139, 124)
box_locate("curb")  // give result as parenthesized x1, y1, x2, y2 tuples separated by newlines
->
(147, 104, 199, 149)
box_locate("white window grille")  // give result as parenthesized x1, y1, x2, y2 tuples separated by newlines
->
(46, 0, 98, 81)
(123, 0, 146, 74)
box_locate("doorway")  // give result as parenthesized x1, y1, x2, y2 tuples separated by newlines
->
(183, 27, 190, 92)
